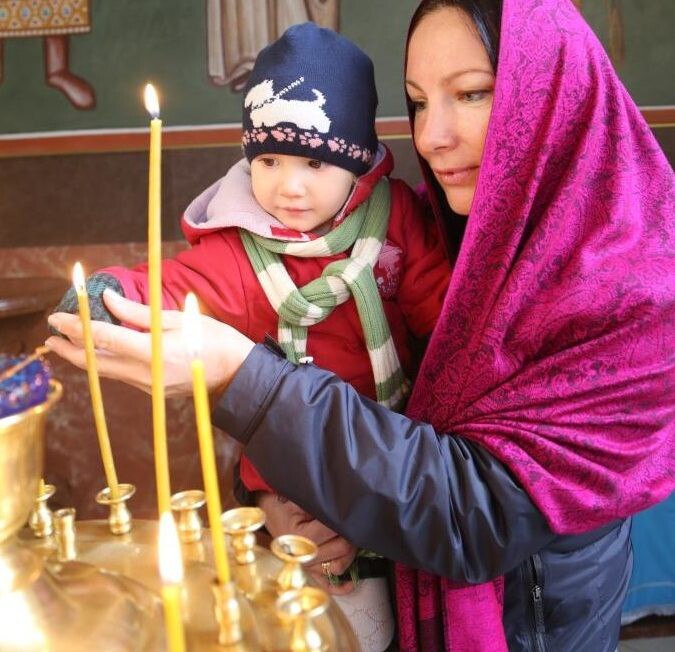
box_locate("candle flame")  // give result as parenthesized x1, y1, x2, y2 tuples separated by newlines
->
(144, 83, 160, 119)
(182, 293, 202, 360)
(158, 512, 184, 585)
(72, 262, 85, 292)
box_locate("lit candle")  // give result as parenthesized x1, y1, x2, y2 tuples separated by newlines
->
(159, 512, 186, 652)
(72, 262, 120, 499)
(144, 83, 171, 515)
(182, 293, 231, 585)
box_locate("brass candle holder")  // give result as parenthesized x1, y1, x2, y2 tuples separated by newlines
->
(271, 534, 318, 593)
(2, 380, 361, 650)
(221, 506, 266, 599)
(212, 579, 244, 647)
(2, 382, 165, 651)
(170, 489, 206, 543)
(277, 586, 334, 651)
(95, 483, 136, 535)
(28, 482, 56, 538)
(53, 507, 77, 561)
(222, 506, 266, 564)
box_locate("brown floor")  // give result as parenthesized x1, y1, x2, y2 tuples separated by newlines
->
(619, 636, 675, 652)
(621, 615, 675, 640)
(618, 616, 675, 652)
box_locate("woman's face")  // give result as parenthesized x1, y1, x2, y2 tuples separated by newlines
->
(406, 7, 495, 216)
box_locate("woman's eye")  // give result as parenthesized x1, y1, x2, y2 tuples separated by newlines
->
(410, 99, 426, 113)
(460, 90, 491, 103)
(308, 160, 323, 169)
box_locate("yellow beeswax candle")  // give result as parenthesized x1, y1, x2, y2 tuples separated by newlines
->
(159, 512, 186, 652)
(144, 83, 171, 515)
(182, 293, 231, 585)
(72, 262, 119, 499)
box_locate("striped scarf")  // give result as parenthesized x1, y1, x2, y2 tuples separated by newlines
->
(240, 178, 409, 410)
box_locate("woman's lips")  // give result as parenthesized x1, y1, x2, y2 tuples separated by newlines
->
(433, 166, 478, 186)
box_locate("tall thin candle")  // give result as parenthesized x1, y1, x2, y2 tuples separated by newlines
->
(72, 262, 120, 499)
(182, 293, 231, 585)
(144, 83, 171, 515)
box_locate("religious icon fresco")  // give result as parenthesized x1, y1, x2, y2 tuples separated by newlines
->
(572, 0, 625, 66)
(206, 0, 340, 92)
(0, 0, 95, 109)
(0, 0, 670, 139)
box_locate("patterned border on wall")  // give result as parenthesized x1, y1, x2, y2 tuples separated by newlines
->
(1, 108, 673, 158)
(0, 0, 91, 38)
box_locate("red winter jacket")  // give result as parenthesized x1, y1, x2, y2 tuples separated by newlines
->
(103, 146, 450, 493)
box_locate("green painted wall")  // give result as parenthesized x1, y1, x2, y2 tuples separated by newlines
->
(582, 0, 675, 106)
(0, 0, 671, 135)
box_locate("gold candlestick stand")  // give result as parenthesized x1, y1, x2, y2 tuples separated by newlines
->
(1, 381, 359, 651)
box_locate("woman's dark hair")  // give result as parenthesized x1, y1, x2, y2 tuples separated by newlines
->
(408, 0, 502, 70)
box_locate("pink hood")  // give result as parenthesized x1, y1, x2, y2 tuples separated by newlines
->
(408, 0, 674, 536)
(396, 0, 674, 649)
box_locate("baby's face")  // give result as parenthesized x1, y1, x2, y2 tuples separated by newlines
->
(251, 154, 355, 233)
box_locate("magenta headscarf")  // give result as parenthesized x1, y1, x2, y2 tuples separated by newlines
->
(396, 0, 675, 649)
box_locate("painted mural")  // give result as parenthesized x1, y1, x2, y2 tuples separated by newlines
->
(0, 0, 95, 108)
(0, 0, 671, 136)
(207, 0, 339, 91)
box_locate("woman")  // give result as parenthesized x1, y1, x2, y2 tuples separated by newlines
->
(47, 0, 674, 649)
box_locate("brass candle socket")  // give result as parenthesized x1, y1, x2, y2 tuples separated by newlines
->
(170, 489, 206, 543)
(221, 506, 266, 598)
(53, 507, 77, 561)
(212, 579, 243, 646)
(221, 506, 266, 565)
(271, 535, 318, 593)
(276, 586, 333, 651)
(95, 483, 136, 535)
(28, 482, 56, 538)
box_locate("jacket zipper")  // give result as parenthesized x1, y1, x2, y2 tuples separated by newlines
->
(526, 554, 547, 652)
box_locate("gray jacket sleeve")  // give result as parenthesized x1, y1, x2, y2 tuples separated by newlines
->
(214, 344, 555, 583)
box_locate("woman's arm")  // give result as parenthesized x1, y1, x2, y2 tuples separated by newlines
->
(46, 293, 554, 583)
(214, 343, 556, 583)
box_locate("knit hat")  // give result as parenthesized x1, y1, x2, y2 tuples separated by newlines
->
(242, 23, 378, 176)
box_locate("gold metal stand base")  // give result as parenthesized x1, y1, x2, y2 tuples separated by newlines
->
(0, 544, 163, 651)
(19, 519, 359, 651)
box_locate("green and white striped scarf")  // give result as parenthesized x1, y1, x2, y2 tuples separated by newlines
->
(240, 178, 409, 410)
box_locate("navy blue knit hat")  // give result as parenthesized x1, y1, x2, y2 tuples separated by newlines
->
(242, 23, 378, 176)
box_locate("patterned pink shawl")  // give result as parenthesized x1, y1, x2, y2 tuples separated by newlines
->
(396, 0, 675, 649)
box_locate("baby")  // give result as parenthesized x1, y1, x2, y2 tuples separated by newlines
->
(55, 23, 450, 651)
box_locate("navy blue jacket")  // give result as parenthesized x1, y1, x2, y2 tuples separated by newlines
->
(214, 344, 631, 651)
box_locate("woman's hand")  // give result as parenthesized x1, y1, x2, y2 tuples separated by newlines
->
(257, 492, 358, 595)
(45, 290, 255, 397)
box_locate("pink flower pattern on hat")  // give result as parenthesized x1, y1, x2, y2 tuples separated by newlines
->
(242, 129, 372, 169)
